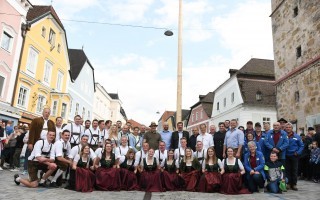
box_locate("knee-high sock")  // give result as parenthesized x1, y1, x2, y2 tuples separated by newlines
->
(51, 169, 64, 182)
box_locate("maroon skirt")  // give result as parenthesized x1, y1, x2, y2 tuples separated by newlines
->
(120, 168, 139, 191)
(161, 171, 182, 191)
(95, 167, 121, 191)
(220, 173, 251, 195)
(139, 170, 164, 192)
(75, 168, 95, 192)
(180, 170, 200, 192)
(198, 171, 221, 192)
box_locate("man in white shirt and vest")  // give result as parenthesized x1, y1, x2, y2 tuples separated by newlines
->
(62, 115, 84, 147)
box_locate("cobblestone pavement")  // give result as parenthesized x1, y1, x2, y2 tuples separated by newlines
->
(1, 170, 319, 200)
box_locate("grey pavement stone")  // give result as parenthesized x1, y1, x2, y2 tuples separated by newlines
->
(0, 170, 319, 200)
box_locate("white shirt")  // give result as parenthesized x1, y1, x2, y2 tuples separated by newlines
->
(40, 118, 48, 140)
(119, 155, 134, 166)
(134, 150, 148, 167)
(63, 123, 84, 144)
(28, 139, 55, 161)
(98, 129, 109, 143)
(154, 149, 167, 167)
(202, 159, 223, 170)
(197, 133, 214, 149)
(115, 145, 130, 159)
(178, 131, 183, 147)
(55, 126, 62, 141)
(193, 148, 207, 165)
(84, 127, 100, 145)
(68, 144, 96, 160)
(54, 139, 71, 157)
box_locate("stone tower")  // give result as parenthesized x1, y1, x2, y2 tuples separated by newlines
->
(271, 0, 320, 132)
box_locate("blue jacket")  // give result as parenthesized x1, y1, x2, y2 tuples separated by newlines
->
(244, 151, 266, 180)
(264, 130, 289, 160)
(255, 132, 267, 158)
(286, 133, 304, 156)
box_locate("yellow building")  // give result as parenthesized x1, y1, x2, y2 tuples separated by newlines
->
(12, 6, 71, 124)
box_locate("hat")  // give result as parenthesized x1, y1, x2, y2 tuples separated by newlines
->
(308, 127, 315, 131)
(277, 118, 288, 123)
(246, 121, 253, 125)
(149, 122, 158, 127)
(255, 122, 261, 127)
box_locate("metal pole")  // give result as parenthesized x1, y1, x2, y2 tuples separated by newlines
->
(176, 0, 183, 123)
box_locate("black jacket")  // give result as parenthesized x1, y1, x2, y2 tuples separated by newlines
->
(170, 130, 189, 149)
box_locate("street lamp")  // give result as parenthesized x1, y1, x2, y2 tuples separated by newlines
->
(164, 0, 183, 123)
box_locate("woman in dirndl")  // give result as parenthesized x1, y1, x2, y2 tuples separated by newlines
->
(220, 147, 249, 194)
(119, 148, 139, 190)
(95, 143, 121, 191)
(161, 149, 182, 191)
(139, 148, 164, 192)
(198, 147, 222, 192)
(72, 144, 95, 192)
(179, 147, 201, 192)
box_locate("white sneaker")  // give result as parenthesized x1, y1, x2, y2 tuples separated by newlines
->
(0, 167, 3, 171)
(4, 162, 10, 167)
(10, 168, 20, 172)
(258, 187, 265, 193)
(21, 170, 28, 175)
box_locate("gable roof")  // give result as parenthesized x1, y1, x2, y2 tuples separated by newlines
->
(27, 5, 64, 30)
(127, 119, 143, 129)
(120, 107, 127, 120)
(189, 92, 214, 118)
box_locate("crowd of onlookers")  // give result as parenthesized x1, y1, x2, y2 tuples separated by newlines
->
(1, 110, 320, 194)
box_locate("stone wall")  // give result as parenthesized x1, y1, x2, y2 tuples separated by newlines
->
(276, 60, 320, 129)
(271, 0, 320, 80)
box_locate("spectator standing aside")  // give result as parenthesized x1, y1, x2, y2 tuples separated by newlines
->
(197, 123, 214, 149)
(5, 121, 14, 136)
(313, 127, 320, 147)
(224, 120, 230, 131)
(189, 127, 199, 152)
(299, 127, 313, 180)
(10, 126, 27, 171)
(278, 118, 288, 131)
(55, 117, 63, 141)
(28, 108, 56, 151)
(284, 123, 303, 191)
(170, 122, 189, 149)
(0, 119, 6, 165)
(310, 141, 320, 183)
(223, 119, 244, 159)
(62, 115, 84, 148)
(214, 122, 226, 160)
(144, 122, 161, 150)
(160, 122, 172, 150)
(264, 122, 289, 163)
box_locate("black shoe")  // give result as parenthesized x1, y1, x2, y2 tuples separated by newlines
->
(39, 181, 48, 187)
(49, 181, 58, 188)
(14, 174, 20, 185)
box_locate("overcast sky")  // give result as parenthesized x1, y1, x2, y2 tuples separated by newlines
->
(30, 0, 274, 125)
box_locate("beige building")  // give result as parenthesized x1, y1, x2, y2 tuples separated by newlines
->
(271, 0, 320, 132)
(93, 83, 112, 120)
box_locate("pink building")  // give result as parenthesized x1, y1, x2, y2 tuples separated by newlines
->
(186, 92, 214, 133)
(0, 0, 32, 124)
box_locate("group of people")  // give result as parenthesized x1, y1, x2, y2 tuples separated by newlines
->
(1, 107, 319, 194)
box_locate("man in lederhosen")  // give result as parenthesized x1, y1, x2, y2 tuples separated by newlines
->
(193, 141, 207, 167)
(62, 115, 84, 148)
(98, 120, 108, 147)
(14, 131, 57, 188)
(50, 130, 72, 187)
(83, 119, 100, 151)
(28, 108, 56, 152)
(174, 137, 189, 167)
(135, 142, 149, 172)
(154, 141, 167, 167)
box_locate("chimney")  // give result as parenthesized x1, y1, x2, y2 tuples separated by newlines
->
(229, 69, 238, 77)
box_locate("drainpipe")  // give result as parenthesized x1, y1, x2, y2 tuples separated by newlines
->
(11, 22, 30, 107)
